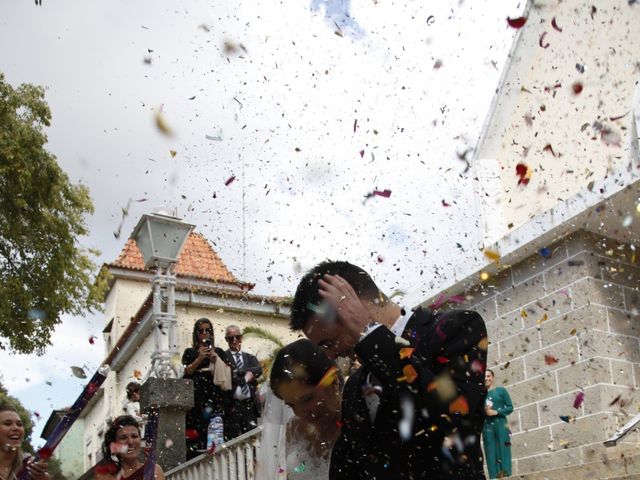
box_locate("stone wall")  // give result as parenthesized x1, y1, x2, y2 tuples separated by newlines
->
(435, 230, 640, 476)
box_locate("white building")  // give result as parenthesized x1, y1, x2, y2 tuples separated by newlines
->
(74, 229, 294, 473)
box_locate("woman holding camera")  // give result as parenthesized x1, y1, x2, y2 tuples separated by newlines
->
(182, 318, 231, 459)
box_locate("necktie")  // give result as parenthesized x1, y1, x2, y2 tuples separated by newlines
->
(235, 353, 251, 398)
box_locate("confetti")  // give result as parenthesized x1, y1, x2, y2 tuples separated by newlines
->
(479, 271, 490, 281)
(27, 308, 47, 321)
(294, 463, 306, 473)
(542, 144, 558, 156)
(609, 394, 622, 406)
(399, 347, 415, 359)
(449, 395, 469, 415)
(165, 439, 174, 448)
(225, 175, 236, 186)
(537, 313, 548, 325)
(573, 391, 585, 409)
(516, 162, 530, 185)
(572, 82, 583, 95)
(506, 16, 527, 29)
(559, 415, 575, 423)
(399, 364, 418, 383)
(471, 359, 485, 373)
(426, 15, 435, 25)
(483, 249, 501, 263)
(544, 354, 558, 365)
(551, 17, 563, 32)
(370, 189, 392, 198)
(169, 150, 177, 158)
(185, 429, 199, 440)
(154, 107, 174, 137)
(538, 247, 552, 259)
(539, 32, 550, 48)
(441, 199, 451, 207)
(89, 335, 97, 345)
(133, 369, 143, 380)
(110, 442, 129, 455)
(71, 366, 87, 379)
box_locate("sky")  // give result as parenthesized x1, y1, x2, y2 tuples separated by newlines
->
(0, 0, 524, 444)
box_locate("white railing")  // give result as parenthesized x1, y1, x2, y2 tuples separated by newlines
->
(166, 427, 262, 480)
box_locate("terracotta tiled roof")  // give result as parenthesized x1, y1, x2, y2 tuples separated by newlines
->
(108, 232, 252, 288)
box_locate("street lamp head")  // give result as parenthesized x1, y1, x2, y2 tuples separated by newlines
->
(131, 212, 194, 269)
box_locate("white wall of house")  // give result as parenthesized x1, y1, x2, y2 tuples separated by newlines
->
(474, 0, 640, 245)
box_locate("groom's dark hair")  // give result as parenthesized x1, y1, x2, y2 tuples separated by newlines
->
(289, 260, 383, 331)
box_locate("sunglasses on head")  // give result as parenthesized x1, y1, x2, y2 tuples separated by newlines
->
(198, 328, 213, 334)
(225, 335, 243, 342)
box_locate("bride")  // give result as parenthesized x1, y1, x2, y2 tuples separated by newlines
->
(256, 339, 342, 479)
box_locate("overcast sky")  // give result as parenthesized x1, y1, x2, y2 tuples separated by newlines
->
(0, 0, 524, 444)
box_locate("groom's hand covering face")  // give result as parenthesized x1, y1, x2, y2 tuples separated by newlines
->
(303, 274, 371, 359)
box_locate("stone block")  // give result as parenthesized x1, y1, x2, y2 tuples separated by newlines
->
(499, 328, 541, 363)
(486, 311, 524, 344)
(579, 330, 640, 363)
(544, 252, 602, 294)
(583, 384, 636, 416)
(524, 337, 579, 378)
(633, 363, 640, 388)
(472, 297, 498, 325)
(519, 403, 540, 431)
(538, 305, 607, 348)
(608, 306, 640, 337)
(140, 378, 194, 471)
(491, 358, 526, 387)
(556, 357, 611, 393)
(509, 410, 521, 435)
(497, 274, 546, 316)
(566, 230, 635, 263)
(537, 391, 580, 427)
(570, 277, 625, 310)
(599, 257, 640, 289)
(611, 359, 635, 387)
(523, 290, 574, 326)
(511, 244, 567, 286)
(551, 412, 617, 449)
(516, 447, 582, 475)
(511, 426, 552, 458)
(480, 268, 514, 295)
(509, 372, 557, 407)
(625, 286, 640, 314)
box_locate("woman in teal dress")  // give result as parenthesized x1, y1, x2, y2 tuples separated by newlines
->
(482, 369, 513, 478)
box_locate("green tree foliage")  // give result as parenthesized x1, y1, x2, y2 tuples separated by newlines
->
(242, 325, 285, 382)
(0, 72, 106, 354)
(0, 378, 67, 479)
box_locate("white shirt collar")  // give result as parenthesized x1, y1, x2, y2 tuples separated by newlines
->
(389, 307, 410, 336)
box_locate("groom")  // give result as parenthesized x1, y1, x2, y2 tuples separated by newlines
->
(290, 261, 488, 479)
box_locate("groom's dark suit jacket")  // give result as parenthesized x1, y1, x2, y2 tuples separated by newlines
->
(330, 308, 488, 479)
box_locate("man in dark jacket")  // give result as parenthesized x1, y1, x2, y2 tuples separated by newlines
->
(290, 261, 488, 479)
(224, 325, 262, 440)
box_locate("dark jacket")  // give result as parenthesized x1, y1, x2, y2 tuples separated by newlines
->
(330, 308, 488, 480)
(225, 349, 263, 413)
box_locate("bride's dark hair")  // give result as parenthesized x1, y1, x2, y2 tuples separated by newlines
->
(270, 339, 337, 397)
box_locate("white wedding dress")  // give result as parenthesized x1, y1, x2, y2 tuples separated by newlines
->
(256, 387, 330, 480)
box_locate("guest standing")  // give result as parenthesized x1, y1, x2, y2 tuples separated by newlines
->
(224, 325, 262, 440)
(95, 415, 164, 480)
(482, 369, 513, 479)
(182, 318, 230, 458)
(0, 405, 50, 480)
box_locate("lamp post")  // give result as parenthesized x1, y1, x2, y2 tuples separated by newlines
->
(131, 211, 195, 472)
(131, 211, 194, 379)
